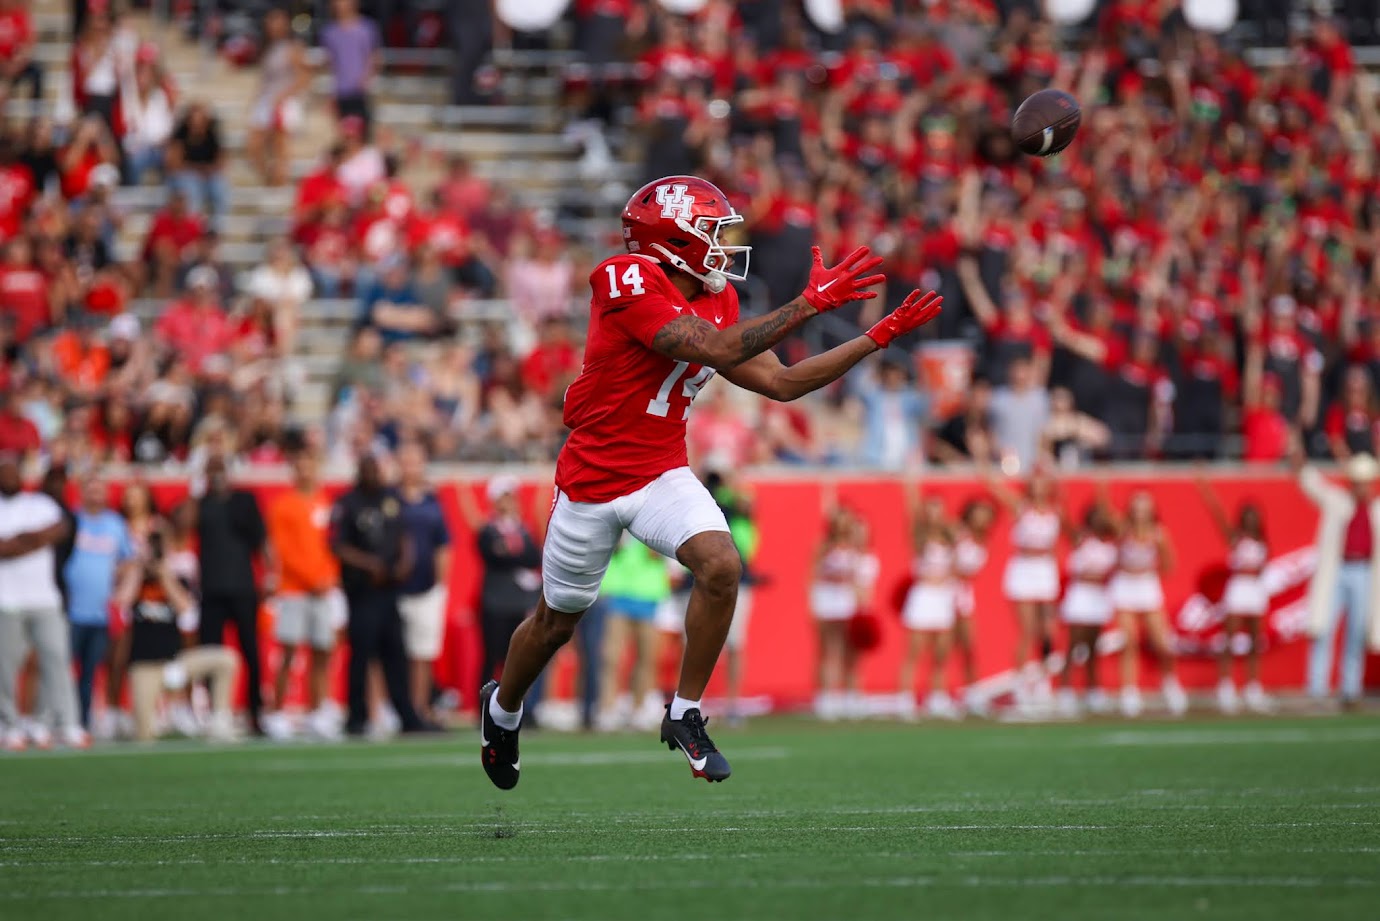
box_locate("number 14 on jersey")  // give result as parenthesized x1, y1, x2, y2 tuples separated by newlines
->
(647, 361, 714, 418)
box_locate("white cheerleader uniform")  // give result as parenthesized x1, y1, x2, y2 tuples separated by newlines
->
(953, 534, 988, 618)
(1061, 536, 1119, 626)
(903, 541, 957, 631)
(1221, 536, 1268, 616)
(1002, 507, 1061, 603)
(811, 547, 877, 622)
(1110, 534, 1165, 612)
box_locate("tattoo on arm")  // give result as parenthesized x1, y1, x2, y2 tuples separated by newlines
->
(650, 315, 715, 358)
(736, 299, 813, 362)
(651, 297, 816, 367)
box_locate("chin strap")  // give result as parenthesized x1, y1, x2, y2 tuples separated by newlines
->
(649, 244, 727, 294)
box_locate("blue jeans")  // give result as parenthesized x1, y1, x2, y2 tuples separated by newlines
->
(311, 267, 344, 298)
(124, 146, 165, 185)
(169, 169, 229, 225)
(1309, 562, 1371, 701)
(69, 623, 109, 728)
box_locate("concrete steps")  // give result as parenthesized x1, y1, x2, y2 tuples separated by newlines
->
(31, 0, 643, 423)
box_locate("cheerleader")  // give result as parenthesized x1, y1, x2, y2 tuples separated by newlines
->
(989, 468, 1064, 703)
(952, 498, 996, 715)
(811, 503, 878, 720)
(1108, 490, 1187, 717)
(897, 493, 960, 719)
(1197, 478, 1273, 714)
(1056, 502, 1120, 716)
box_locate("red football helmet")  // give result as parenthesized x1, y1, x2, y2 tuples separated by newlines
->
(622, 175, 750, 293)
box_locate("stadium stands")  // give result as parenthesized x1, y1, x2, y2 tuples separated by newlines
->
(3, 0, 1380, 473)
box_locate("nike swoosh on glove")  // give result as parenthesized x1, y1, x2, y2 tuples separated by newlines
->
(865, 289, 943, 348)
(802, 245, 887, 312)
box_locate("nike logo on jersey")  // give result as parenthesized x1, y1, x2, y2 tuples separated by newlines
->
(816, 279, 838, 292)
(714, 315, 724, 324)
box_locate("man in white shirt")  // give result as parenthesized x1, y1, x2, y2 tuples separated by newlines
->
(0, 452, 86, 750)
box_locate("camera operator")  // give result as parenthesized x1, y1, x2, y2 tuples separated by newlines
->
(114, 508, 239, 742)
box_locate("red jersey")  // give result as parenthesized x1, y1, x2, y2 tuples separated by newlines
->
(0, 265, 48, 341)
(0, 9, 32, 60)
(0, 162, 33, 241)
(556, 254, 739, 503)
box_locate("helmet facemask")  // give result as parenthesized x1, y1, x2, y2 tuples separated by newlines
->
(650, 212, 751, 294)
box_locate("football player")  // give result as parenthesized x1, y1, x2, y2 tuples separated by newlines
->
(481, 175, 941, 788)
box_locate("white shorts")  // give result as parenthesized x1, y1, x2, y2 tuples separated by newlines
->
(398, 585, 447, 661)
(1110, 572, 1164, 613)
(902, 582, 956, 632)
(248, 95, 302, 132)
(272, 590, 345, 651)
(543, 467, 730, 614)
(810, 583, 857, 622)
(1061, 582, 1112, 626)
(1003, 556, 1060, 603)
(1222, 574, 1268, 617)
(656, 586, 752, 651)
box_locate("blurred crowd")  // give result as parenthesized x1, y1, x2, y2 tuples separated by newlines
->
(0, 0, 585, 472)
(565, 0, 1380, 469)
(4, 0, 1380, 473)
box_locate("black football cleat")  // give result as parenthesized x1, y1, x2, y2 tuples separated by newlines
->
(479, 680, 521, 791)
(661, 706, 731, 783)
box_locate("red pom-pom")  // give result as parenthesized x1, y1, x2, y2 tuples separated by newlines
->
(848, 610, 884, 653)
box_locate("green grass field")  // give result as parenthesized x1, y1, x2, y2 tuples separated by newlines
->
(3, 715, 1379, 921)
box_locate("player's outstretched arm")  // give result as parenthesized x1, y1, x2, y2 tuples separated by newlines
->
(651, 246, 885, 370)
(721, 289, 942, 402)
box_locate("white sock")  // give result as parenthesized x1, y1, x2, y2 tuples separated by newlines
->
(488, 694, 522, 731)
(669, 695, 700, 721)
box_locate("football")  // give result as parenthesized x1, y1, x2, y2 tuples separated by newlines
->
(1011, 88, 1081, 157)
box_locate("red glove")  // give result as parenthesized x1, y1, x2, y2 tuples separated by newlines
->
(865, 289, 943, 348)
(801, 245, 886, 312)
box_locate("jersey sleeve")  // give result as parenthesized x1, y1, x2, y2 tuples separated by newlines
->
(594, 256, 686, 349)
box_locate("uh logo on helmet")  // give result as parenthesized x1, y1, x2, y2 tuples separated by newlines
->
(622, 175, 751, 294)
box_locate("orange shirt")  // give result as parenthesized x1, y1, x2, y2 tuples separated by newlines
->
(52, 332, 110, 391)
(267, 488, 339, 594)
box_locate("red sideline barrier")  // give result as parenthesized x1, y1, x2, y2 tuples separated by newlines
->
(100, 472, 1377, 710)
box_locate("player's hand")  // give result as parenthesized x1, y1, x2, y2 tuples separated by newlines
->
(802, 245, 886, 312)
(865, 289, 943, 348)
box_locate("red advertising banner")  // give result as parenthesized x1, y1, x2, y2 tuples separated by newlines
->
(105, 470, 1376, 711)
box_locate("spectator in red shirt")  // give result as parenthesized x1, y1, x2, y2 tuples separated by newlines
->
(0, 235, 51, 342)
(293, 144, 346, 230)
(519, 315, 581, 400)
(300, 196, 355, 296)
(58, 115, 119, 201)
(0, 135, 33, 243)
(1243, 373, 1291, 464)
(153, 266, 235, 372)
(1324, 365, 1379, 461)
(0, 388, 39, 458)
(141, 189, 204, 295)
(0, 0, 40, 102)
(638, 16, 708, 86)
